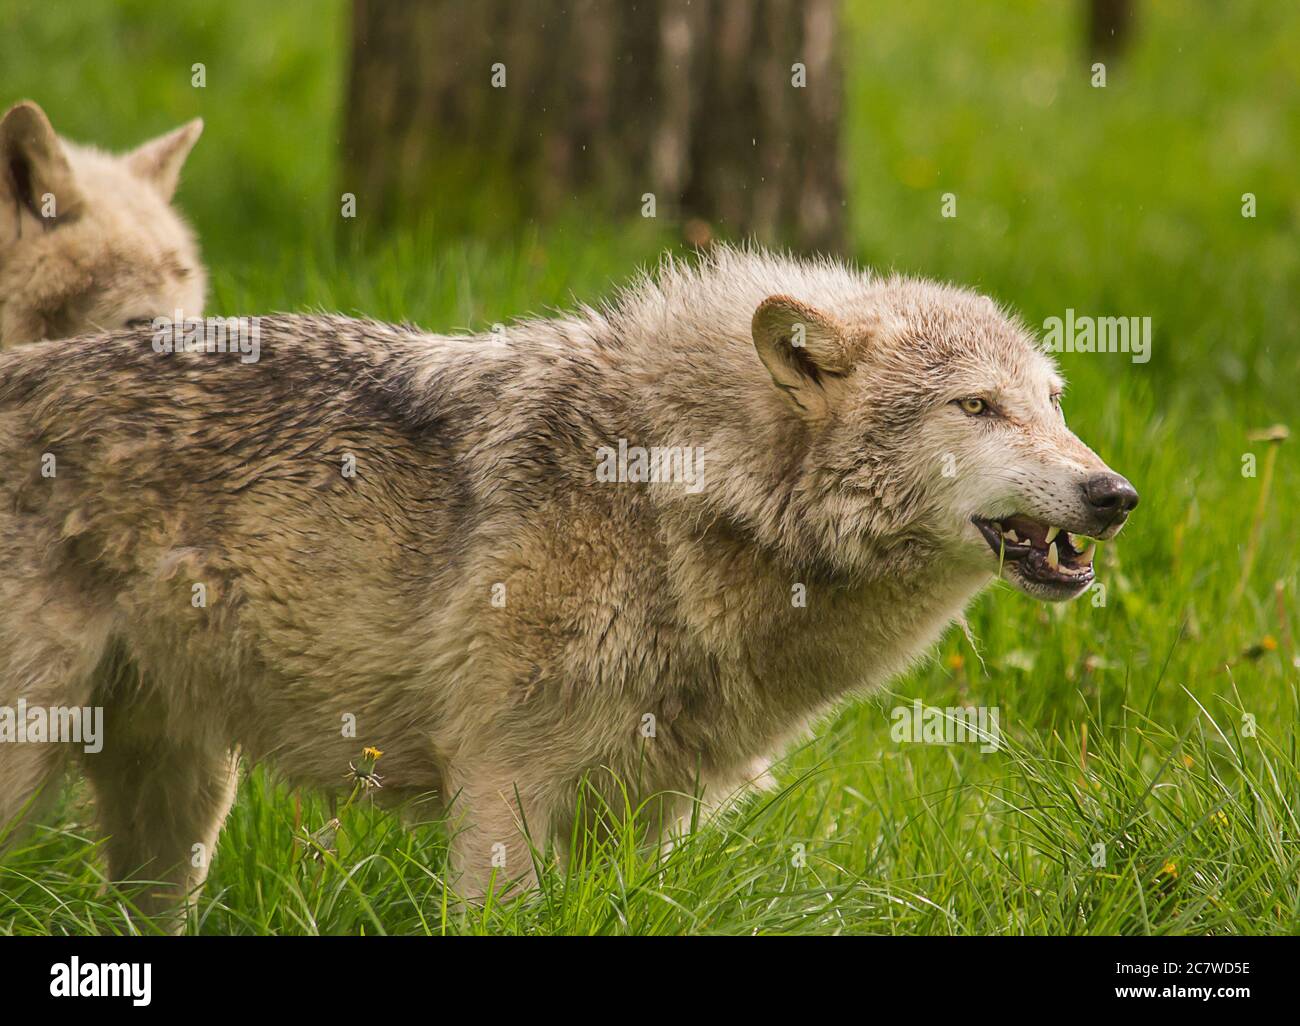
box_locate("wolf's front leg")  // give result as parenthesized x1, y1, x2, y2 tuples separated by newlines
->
(445, 769, 549, 902)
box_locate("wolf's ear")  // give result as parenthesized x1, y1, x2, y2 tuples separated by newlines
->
(752, 295, 852, 419)
(0, 101, 85, 223)
(125, 118, 202, 201)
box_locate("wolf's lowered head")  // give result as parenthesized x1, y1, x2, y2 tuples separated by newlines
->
(0, 100, 205, 347)
(744, 271, 1137, 603)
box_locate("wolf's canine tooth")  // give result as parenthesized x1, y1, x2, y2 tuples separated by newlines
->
(1047, 541, 1060, 569)
(1045, 526, 1059, 544)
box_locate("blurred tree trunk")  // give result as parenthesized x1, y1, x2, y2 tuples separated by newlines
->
(343, 0, 844, 252)
(1086, 0, 1134, 60)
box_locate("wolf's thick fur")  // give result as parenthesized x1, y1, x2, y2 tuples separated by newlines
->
(0, 100, 205, 347)
(0, 248, 1133, 916)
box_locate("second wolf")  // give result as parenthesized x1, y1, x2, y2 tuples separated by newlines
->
(0, 247, 1136, 914)
(0, 100, 204, 347)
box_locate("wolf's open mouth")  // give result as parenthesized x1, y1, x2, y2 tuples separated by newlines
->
(971, 514, 1095, 592)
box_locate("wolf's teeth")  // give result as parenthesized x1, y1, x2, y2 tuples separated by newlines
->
(1047, 541, 1060, 569)
(1067, 532, 1080, 549)
(1045, 526, 1060, 544)
(1004, 529, 1019, 543)
(1080, 545, 1096, 566)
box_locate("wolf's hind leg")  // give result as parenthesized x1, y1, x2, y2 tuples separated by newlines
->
(80, 675, 238, 931)
(0, 666, 85, 852)
(0, 610, 108, 853)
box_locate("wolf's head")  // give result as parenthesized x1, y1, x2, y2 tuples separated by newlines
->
(0, 100, 205, 347)
(747, 270, 1137, 602)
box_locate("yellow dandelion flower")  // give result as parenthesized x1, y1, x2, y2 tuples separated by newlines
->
(346, 746, 385, 789)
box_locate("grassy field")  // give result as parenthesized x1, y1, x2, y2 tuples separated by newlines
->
(1, 0, 1298, 935)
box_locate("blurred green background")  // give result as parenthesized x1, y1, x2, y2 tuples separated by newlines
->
(3, 1, 1295, 409)
(1, 0, 1298, 934)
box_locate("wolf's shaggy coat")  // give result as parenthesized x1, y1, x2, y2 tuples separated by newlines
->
(0, 247, 1131, 912)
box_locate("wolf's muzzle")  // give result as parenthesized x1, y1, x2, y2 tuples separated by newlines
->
(1081, 472, 1139, 528)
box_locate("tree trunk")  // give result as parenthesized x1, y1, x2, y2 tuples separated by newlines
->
(343, 0, 845, 253)
(1086, 0, 1135, 61)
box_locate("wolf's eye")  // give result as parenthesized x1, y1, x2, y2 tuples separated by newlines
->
(956, 397, 988, 416)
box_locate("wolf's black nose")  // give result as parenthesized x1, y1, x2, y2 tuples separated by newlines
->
(1082, 472, 1139, 517)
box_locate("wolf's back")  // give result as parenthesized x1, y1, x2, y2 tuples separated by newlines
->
(0, 317, 476, 582)
(0, 315, 440, 445)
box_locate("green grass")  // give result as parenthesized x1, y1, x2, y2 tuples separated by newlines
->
(1, 0, 1298, 934)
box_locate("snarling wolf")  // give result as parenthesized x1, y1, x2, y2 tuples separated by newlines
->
(0, 100, 205, 347)
(0, 247, 1136, 918)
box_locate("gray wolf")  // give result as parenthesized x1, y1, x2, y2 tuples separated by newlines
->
(0, 100, 205, 347)
(0, 246, 1136, 920)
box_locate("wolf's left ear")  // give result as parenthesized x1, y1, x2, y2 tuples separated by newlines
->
(752, 295, 852, 419)
(125, 118, 203, 200)
(0, 101, 85, 223)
